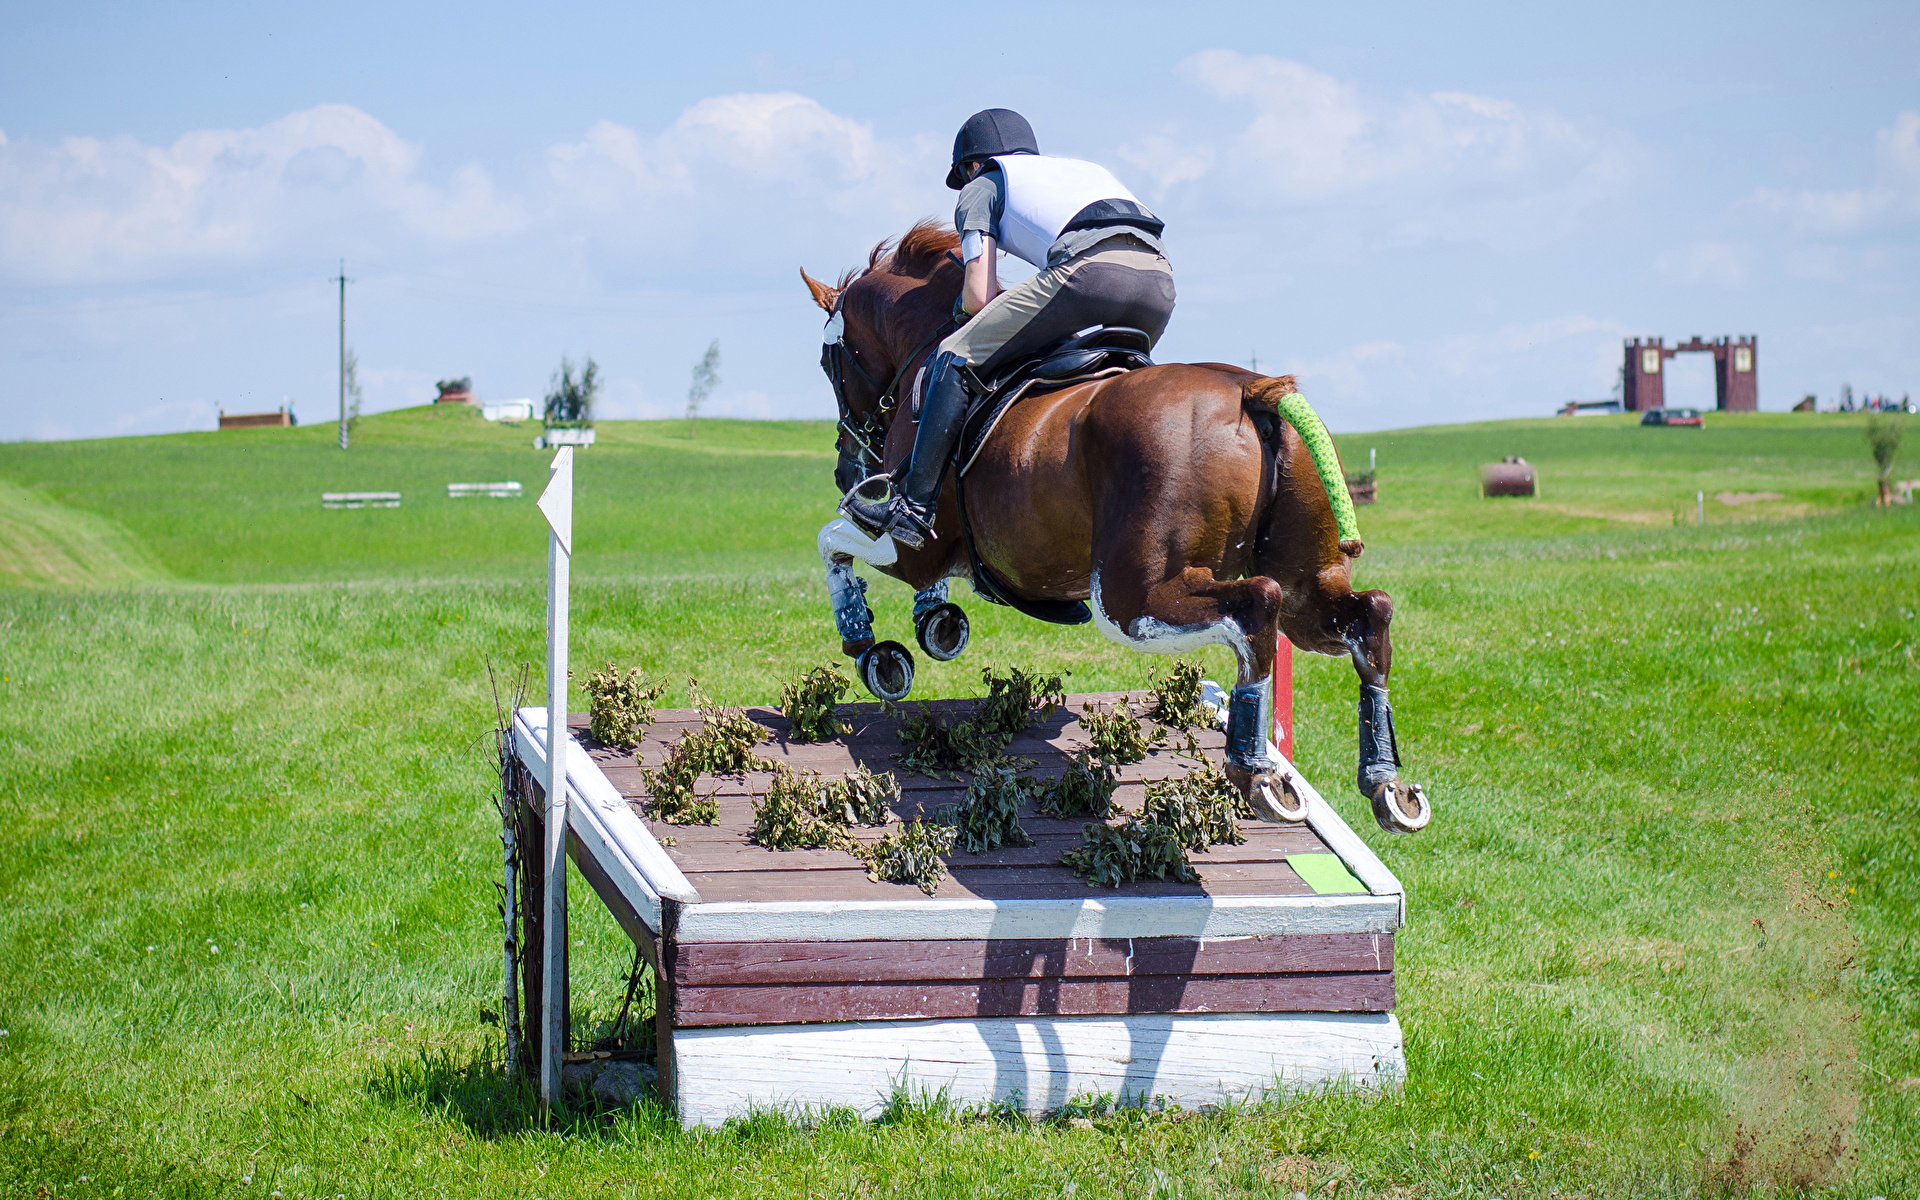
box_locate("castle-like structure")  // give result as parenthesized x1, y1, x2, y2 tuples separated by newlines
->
(1621, 336, 1757, 412)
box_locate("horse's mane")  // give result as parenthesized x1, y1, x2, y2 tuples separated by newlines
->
(836, 219, 960, 290)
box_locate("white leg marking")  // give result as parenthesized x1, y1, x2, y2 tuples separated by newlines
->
(817, 518, 898, 569)
(1091, 571, 1256, 679)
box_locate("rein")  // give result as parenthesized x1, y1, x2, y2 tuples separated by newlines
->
(825, 305, 954, 475)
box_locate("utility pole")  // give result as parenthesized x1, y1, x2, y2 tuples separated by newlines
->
(333, 260, 349, 450)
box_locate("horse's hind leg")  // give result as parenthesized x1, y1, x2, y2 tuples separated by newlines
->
(1278, 583, 1431, 834)
(1255, 419, 1429, 833)
(1091, 566, 1306, 822)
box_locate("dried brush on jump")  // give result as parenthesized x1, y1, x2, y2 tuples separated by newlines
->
(642, 679, 774, 824)
(583, 662, 666, 749)
(1031, 749, 1119, 819)
(1140, 757, 1247, 851)
(1059, 819, 1199, 889)
(853, 818, 958, 896)
(779, 664, 852, 743)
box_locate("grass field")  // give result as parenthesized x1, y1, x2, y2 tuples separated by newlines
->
(0, 404, 1915, 1198)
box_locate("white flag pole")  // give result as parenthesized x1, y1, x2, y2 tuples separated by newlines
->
(536, 446, 575, 1118)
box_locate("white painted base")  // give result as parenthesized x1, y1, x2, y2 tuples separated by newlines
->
(670, 1011, 1403, 1126)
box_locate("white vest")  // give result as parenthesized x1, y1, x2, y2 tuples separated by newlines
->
(991, 154, 1140, 268)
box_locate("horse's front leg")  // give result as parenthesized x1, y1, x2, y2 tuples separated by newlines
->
(1338, 590, 1431, 834)
(1091, 566, 1307, 823)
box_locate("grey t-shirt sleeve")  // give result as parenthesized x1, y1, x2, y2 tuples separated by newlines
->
(952, 170, 1003, 239)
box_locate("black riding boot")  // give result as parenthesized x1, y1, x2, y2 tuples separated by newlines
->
(840, 351, 974, 549)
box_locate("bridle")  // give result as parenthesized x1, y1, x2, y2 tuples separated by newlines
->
(821, 297, 953, 477)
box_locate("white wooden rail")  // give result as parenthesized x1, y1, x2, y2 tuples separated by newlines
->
(671, 1011, 1404, 1126)
(1279, 742, 1408, 926)
(320, 491, 400, 509)
(511, 706, 701, 927)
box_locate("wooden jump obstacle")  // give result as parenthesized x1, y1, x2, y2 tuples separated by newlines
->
(508, 448, 1405, 1124)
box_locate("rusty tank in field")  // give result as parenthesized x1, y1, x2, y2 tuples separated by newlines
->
(1480, 456, 1537, 497)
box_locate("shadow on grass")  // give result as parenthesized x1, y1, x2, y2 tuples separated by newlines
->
(368, 1047, 677, 1142)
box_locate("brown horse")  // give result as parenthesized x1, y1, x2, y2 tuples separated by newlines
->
(802, 222, 1428, 833)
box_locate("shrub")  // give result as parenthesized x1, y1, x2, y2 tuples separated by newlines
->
(896, 705, 1021, 778)
(1059, 820, 1199, 889)
(1145, 660, 1209, 732)
(1081, 697, 1152, 765)
(976, 666, 1067, 739)
(1139, 757, 1246, 851)
(1866, 412, 1903, 481)
(640, 752, 718, 825)
(779, 664, 851, 743)
(829, 764, 898, 827)
(681, 684, 770, 775)
(583, 662, 666, 749)
(751, 765, 851, 851)
(855, 819, 957, 895)
(893, 667, 1064, 778)
(639, 680, 770, 824)
(942, 765, 1034, 853)
(751, 763, 898, 850)
(1033, 749, 1118, 819)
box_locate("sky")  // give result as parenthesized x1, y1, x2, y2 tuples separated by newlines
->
(1, 0, 1916, 441)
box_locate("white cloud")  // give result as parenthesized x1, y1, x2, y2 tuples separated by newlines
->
(1127, 51, 1644, 251)
(0, 105, 518, 285)
(543, 93, 943, 271)
(0, 92, 949, 292)
(1749, 110, 1920, 235)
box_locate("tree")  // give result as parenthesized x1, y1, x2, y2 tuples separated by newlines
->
(544, 356, 599, 426)
(1866, 413, 1904, 506)
(686, 340, 720, 439)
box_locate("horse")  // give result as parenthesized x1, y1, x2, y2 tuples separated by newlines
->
(801, 221, 1428, 834)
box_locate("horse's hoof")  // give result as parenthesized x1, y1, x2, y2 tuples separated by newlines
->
(914, 602, 969, 662)
(1370, 779, 1430, 834)
(1251, 771, 1309, 823)
(856, 640, 915, 702)
(1227, 763, 1308, 823)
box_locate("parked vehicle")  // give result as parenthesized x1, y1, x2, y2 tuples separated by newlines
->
(1641, 407, 1703, 427)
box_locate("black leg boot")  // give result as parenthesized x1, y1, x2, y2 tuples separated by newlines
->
(840, 352, 974, 549)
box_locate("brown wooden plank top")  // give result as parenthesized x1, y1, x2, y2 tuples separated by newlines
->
(672, 971, 1395, 1027)
(570, 694, 1346, 905)
(675, 934, 1394, 985)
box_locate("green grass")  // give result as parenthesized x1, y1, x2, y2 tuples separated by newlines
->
(0, 406, 1915, 1197)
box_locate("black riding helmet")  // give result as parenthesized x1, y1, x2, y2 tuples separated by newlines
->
(947, 108, 1038, 189)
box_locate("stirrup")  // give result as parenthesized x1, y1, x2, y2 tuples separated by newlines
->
(837, 475, 895, 537)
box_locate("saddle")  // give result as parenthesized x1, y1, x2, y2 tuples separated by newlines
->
(954, 325, 1154, 477)
(947, 326, 1155, 625)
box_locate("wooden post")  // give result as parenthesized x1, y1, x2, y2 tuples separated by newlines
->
(536, 447, 575, 1117)
(1274, 630, 1294, 761)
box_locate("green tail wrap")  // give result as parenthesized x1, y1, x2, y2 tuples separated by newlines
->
(1274, 392, 1362, 550)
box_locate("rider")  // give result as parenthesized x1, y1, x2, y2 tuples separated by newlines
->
(842, 107, 1175, 549)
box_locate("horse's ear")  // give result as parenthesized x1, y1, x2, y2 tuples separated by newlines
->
(799, 268, 839, 314)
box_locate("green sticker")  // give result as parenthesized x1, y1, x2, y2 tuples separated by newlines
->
(1286, 853, 1367, 895)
